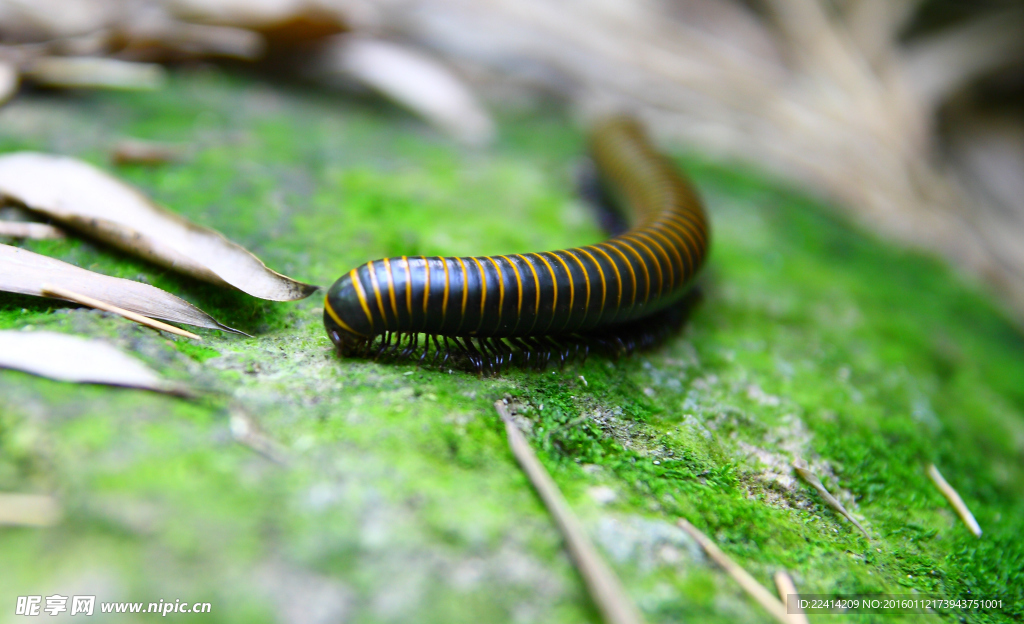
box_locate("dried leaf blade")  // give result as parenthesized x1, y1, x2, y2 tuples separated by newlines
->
(0, 493, 61, 527)
(0, 153, 317, 301)
(0, 330, 174, 393)
(23, 57, 166, 90)
(0, 243, 240, 334)
(0, 62, 18, 105)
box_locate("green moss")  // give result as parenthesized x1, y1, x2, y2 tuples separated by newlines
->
(1, 67, 1022, 623)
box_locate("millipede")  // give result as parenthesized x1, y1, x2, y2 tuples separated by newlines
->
(323, 116, 709, 372)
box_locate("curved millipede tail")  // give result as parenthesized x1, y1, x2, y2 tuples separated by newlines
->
(324, 116, 709, 373)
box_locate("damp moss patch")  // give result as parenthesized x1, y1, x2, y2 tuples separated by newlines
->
(1, 68, 1022, 624)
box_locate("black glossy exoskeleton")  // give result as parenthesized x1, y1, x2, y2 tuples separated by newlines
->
(324, 117, 709, 371)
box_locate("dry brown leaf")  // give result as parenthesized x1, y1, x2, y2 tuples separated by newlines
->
(0, 153, 317, 301)
(23, 57, 166, 90)
(0, 60, 16, 104)
(0, 243, 240, 333)
(0, 330, 181, 393)
(0, 492, 61, 527)
(322, 34, 495, 146)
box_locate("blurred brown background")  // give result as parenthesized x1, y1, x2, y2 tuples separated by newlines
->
(3, 0, 1023, 325)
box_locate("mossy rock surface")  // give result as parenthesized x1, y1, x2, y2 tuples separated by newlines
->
(1, 69, 1022, 624)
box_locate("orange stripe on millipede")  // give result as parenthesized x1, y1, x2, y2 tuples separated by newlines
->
(550, 252, 575, 331)
(532, 253, 558, 333)
(576, 247, 606, 324)
(563, 249, 590, 327)
(502, 255, 524, 334)
(382, 257, 399, 324)
(350, 268, 375, 331)
(471, 257, 488, 334)
(421, 256, 430, 331)
(516, 254, 541, 334)
(488, 256, 505, 332)
(643, 228, 682, 289)
(441, 258, 451, 328)
(622, 233, 662, 298)
(402, 256, 413, 318)
(455, 257, 469, 334)
(599, 242, 637, 314)
(324, 294, 366, 337)
(366, 261, 387, 325)
(611, 239, 650, 305)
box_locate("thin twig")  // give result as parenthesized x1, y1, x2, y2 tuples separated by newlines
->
(676, 517, 790, 624)
(0, 493, 61, 527)
(792, 458, 870, 539)
(41, 284, 200, 340)
(927, 464, 982, 537)
(495, 400, 644, 624)
(773, 570, 809, 624)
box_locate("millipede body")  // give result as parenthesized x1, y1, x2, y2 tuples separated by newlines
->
(324, 116, 709, 369)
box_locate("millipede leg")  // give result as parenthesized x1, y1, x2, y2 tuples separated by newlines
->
(401, 332, 419, 360)
(442, 336, 453, 366)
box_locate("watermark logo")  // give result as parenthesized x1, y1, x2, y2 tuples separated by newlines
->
(15, 596, 208, 616)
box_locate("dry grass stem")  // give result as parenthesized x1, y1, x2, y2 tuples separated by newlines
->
(773, 570, 809, 624)
(927, 464, 982, 537)
(229, 407, 290, 465)
(793, 458, 870, 539)
(0, 493, 61, 527)
(111, 139, 184, 166)
(42, 284, 201, 340)
(495, 400, 644, 624)
(676, 517, 790, 624)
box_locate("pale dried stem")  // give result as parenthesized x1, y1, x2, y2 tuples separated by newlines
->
(793, 458, 870, 539)
(41, 284, 201, 340)
(773, 570, 809, 624)
(676, 517, 790, 624)
(495, 400, 644, 624)
(927, 464, 982, 537)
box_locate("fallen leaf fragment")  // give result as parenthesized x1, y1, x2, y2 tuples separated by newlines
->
(42, 284, 201, 340)
(0, 153, 317, 301)
(495, 400, 644, 624)
(792, 458, 870, 539)
(0, 330, 180, 393)
(23, 56, 166, 90)
(676, 517, 790, 624)
(0, 61, 17, 105)
(111, 139, 185, 166)
(0, 493, 61, 527)
(120, 18, 266, 61)
(323, 35, 495, 146)
(0, 221, 64, 239)
(0, 244, 240, 333)
(927, 464, 982, 537)
(773, 570, 809, 624)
